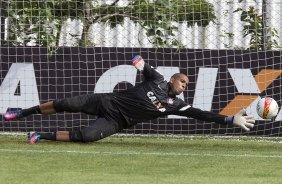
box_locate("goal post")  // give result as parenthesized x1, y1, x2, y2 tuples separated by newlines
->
(0, 0, 282, 136)
(0, 47, 281, 136)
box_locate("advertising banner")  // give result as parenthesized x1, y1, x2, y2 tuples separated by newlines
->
(0, 47, 281, 135)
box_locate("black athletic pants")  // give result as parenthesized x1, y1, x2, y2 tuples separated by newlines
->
(53, 94, 121, 142)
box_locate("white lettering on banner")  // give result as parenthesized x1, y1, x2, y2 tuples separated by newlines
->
(228, 68, 282, 121)
(0, 63, 40, 114)
(1, 64, 281, 121)
(193, 68, 218, 111)
(93, 65, 282, 120)
(228, 69, 261, 93)
(94, 65, 137, 93)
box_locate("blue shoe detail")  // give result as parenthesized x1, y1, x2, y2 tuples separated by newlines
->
(28, 132, 40, 144)
(3, 111, 23, 121)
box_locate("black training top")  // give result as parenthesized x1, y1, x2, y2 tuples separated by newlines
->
(101, 63, 228, 128)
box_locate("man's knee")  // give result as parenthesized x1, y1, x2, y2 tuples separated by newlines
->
(69, 131, 84, 142)
(53, 97, 84, 113)
(70, 118, 120, 142)
(83, 124, 120, 142)
(53, 99, 74, 112)
(82, 129, 110, 142)
(69, 130, 112, 142)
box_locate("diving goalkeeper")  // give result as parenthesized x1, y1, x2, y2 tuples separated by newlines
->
(3, 56, 255, 144)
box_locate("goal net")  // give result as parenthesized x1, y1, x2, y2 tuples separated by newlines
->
(0, 0, 281, 136)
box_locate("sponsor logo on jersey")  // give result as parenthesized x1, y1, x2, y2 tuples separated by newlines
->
(147, 91, 166, 112)
(167, 98, 174, 104)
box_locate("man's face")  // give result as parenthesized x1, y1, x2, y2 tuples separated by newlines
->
(169, 74, 189, 95)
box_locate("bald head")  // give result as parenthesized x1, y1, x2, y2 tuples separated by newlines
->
(170, 73, 188, 80)
(169, 73, 189, 96)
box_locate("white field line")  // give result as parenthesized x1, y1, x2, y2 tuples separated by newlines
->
(0, 148, 281, 158)
(1, 132, 282, 143)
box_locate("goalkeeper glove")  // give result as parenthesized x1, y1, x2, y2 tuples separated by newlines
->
(132, 55, 145, 71)
(226, 109, 255, 131)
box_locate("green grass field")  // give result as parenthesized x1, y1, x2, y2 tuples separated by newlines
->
(0, 135, 281, 184)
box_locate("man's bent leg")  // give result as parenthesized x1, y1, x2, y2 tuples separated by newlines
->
(4, 105, 41, 121)
(4, 94, 99, 121)
(81, 118, 120, 142)
(29, 118, 120, 143)
(40, 101, 56, 114)
(3, 101, 56, 121)
(28, 131, 69, 144)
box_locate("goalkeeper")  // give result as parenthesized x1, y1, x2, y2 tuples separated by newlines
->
(3, 56, 255, 144)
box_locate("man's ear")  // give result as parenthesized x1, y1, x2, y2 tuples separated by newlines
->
(169, 77, 174, 83)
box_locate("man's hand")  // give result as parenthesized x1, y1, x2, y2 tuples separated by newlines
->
(132, 55, 145, 71)
(233, 109, 255, 131)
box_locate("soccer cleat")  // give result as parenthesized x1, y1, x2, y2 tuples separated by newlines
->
(28, 132, 40, 144)
(3, 111, 23, 121)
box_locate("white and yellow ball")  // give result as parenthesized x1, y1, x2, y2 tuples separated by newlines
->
(256, 97, 279, 119)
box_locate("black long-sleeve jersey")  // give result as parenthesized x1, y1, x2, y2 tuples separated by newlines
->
(100, 63, 229, 128)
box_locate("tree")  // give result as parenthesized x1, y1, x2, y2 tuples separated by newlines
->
(227, 0, 279, 50)
(3, 0, 216, 54)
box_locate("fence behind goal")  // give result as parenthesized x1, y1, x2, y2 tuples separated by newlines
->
(0, 1, 282, 136)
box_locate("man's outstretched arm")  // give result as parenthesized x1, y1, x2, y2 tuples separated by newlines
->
(174, 106, 255, 131)
(131, 55, 163, 81)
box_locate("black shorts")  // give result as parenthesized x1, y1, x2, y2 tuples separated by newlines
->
(53, 94, 103, 115)
(53, 93, 125, 127)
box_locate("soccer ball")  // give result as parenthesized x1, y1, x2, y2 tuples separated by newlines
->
(256, 97, 279, 119)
